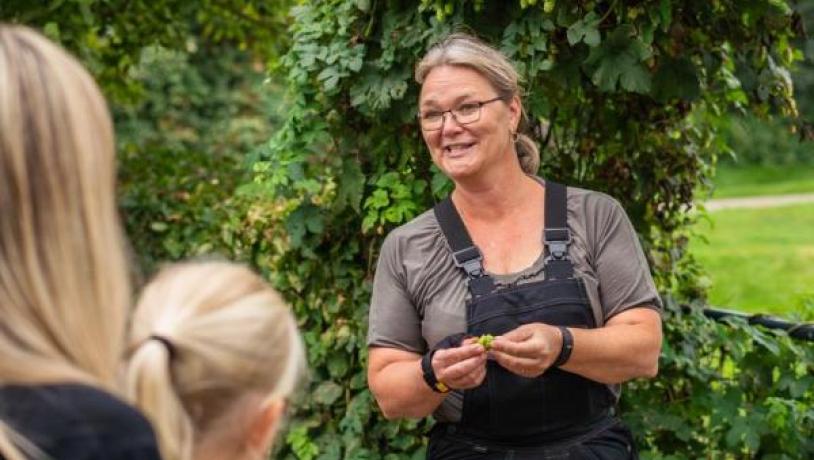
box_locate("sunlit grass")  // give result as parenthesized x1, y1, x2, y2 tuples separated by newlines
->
(712, 164, 814, 198)
(691, 202, 814, 317)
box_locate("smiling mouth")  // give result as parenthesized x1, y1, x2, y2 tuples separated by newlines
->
(444, 142, 476, 155)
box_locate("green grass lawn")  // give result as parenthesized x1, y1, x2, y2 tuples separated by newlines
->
(691, 202, 814, 318)
(711, 164, 814, 198)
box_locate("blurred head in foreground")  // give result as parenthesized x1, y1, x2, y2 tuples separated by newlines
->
(126, 261, 306, 460)
(0, 23, 132, 459)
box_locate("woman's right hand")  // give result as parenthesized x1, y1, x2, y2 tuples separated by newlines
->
(432, 339, 487, 390)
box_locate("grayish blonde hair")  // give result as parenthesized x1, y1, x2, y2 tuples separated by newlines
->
(415, 33, 540, 174)
(0, 24, 131, 458)
(126, 261, 306, 460)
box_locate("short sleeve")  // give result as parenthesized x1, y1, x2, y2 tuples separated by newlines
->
(367, 231, 425, 353)
(589, 196, 662, 320)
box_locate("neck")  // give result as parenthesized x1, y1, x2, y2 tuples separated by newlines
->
(451, 161, 538, 221)
(195, 436, 252, 460)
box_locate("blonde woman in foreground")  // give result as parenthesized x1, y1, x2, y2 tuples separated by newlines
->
(126, 261, 305, 460)
(0, 25, 161, 459)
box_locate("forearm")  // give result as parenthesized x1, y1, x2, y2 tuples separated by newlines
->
(560, 312, 661, 384)
(369, 358, 446, 420)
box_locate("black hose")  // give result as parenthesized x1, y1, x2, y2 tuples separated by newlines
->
(682, 305, 814, 342)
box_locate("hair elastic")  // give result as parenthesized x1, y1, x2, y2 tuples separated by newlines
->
(149, 334, 178, 361)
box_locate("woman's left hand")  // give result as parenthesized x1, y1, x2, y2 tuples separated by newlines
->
(489, 323, 562, 378)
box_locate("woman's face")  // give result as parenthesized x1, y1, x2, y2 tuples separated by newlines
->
(419, 65, 520, 182)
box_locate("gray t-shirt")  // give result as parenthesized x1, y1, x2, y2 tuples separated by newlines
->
(367, 182, 662, 422)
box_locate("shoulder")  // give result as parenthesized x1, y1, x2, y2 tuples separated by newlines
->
(379, 208, 445, 259)
(384, 208, 442, 243)
(1, 384, 159, 458)
(19, 384, 149, 428)
(54, 384, 152, 430)
(565, 185, 625, 216)
(564, 184, 631, 236)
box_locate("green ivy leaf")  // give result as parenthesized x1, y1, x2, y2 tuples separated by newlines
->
(287, 424, 320, 460)
(313, 381, 344, 405)
(337, 160, 365, 212)
(566, 12, 601, 47)
(355, 0, 371, 13)
(652, 57, 701, 102)
(584, 25, 652, 93)
(327, 352, 350, 378)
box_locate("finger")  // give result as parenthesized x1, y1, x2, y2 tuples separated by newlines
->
(440, 353, 487, 381)
(498, 324, 536, 342)
(448, 361, 488, 389)
(456, 367, 487, 389)
(490, 337, 540, 358)
(472, 365, 487, 385)
(490, 350, 544, 376)
(461, 337, 478, 346)
(435, 343, 485, 365)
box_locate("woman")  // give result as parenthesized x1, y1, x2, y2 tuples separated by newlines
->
(0, 25, 161, 459)
(126, 261, 305, 460)
(367, 33, 662, 459)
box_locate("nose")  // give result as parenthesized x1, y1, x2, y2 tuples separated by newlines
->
(440, 111, 464, 135)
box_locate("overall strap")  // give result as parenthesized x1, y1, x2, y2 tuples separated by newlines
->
(434, 198, 495, 297)
(544, 181, 574, 279)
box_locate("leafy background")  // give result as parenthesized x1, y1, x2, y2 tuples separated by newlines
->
(3, 0, 813, 458)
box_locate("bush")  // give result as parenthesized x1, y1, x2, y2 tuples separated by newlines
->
(793, 0, 814, 123)
(115, 43, 285, 275)
(720, 114, 813, 166)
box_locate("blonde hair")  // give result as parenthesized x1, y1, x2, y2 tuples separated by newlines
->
(415, 33, 540, 174)
(126, 261, 305, 460)
(0, 422, 43, 460)
(0, 24, 131, 458)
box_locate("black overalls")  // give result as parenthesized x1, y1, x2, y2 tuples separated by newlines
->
(427, 182, 637, 460)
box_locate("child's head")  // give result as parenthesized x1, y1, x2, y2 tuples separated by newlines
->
(126, 261, 305, 460)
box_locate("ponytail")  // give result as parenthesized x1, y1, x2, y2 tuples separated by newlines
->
(515, 133, 540, 175)
(126, 340, 193, 460)
(125, 262, 305, 460)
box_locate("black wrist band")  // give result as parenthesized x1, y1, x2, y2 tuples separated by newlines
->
(421, 350, 450, 393)
(553, 326, 573, 367)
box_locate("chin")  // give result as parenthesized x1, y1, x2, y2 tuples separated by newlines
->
(442, 164, 479, 182)
(434, 156, 471, 175)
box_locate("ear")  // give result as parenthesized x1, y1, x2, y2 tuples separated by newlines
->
(246, 397, 286, 455)
(507, 95, 522, 134)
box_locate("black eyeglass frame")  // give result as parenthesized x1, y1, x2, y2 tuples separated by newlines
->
(417, 96, 506, 131)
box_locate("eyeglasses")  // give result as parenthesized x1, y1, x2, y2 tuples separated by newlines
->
(418, 96, 505, 131)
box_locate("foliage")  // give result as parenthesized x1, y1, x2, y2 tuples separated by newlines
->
(2, 0, 293, 278)
(720, 114, 813, 166)
(713, 0, 813, 168)
(115, 43, 284, 276)
(626, 300, 814, 458)
(1, 0, 294, 103)
(792, 0, 814, 123)
(234, 0, 814, 458)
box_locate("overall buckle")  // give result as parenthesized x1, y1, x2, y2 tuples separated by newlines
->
(544, 228, 571, 262)
(452, 246, 485, 277)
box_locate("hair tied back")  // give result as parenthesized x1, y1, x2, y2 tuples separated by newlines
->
(149, 335, 177, 361)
